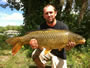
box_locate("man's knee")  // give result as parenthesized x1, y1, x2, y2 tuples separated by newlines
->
(32, 49, 45, 68)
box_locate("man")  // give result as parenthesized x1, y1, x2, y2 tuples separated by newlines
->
(29, 4, 75, 68)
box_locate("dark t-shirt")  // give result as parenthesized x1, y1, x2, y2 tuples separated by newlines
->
(39, 20, 69, 59)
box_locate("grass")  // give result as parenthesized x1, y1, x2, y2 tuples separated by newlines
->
(0, 49, 34, 68)
(0, 47, 51, 68)
(67, 45, 90, 68)
(0, 39, 90, 68)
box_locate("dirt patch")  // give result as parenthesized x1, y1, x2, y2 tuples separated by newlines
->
(0, 56, 9, 62)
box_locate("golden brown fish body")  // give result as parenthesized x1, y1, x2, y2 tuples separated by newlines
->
(6, 29, 85, 55)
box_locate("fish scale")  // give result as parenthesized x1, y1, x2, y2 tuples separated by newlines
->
(6, 29, 85, 55)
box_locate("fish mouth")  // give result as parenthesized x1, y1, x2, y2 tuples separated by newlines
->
(79, 39, 86, 44)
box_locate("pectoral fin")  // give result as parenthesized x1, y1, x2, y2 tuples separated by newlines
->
(44, 49, 51, 55)
(12, 42, 22, 56)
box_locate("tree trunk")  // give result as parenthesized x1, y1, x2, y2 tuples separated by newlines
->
(78, 0, 88, 24)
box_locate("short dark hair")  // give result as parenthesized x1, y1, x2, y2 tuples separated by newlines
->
(43, 4, 57, 11)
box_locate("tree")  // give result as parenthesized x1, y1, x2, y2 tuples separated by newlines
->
(0, 0, 89, 44)
(2, 0, 87, 29)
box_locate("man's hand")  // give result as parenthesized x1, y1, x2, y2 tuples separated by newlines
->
(65, 41, 76, 51)
(39, 48, 51, 64)
(29, 39, 39, 49)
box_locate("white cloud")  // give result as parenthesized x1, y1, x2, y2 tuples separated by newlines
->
(0, 0, 20, 3)
(0, 0, 24, 27)
(0, 12, 24, 26)
(0, 21, 23, 26)
(0, 0, 8, 3)
(0, 12, 8, 17)
(1, 13, 23, 20)
(16, 0, 21, 2)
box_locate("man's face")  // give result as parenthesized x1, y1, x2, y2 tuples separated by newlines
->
(43, 6, 57, 24)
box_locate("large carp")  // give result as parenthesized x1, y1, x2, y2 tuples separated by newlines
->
(6, 29, 85, 55)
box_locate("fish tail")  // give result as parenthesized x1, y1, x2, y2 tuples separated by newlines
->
(6, 37, 23, 55)
(12, 42, 22, 56)
(6, 37, 21, 46)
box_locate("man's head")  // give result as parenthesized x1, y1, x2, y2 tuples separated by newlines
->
(43, 4, 57, 24)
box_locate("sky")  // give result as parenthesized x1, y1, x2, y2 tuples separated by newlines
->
(0, 0, 24, 27)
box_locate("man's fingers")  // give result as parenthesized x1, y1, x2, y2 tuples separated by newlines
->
(67, 42, 76, 47)
(29, 39, 37, 45)
(65, 42, 76, 51)
(29, 39, 38, 49)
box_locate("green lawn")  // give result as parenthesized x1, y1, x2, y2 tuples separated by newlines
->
(0, 47, 51, 68)
(0, 44, 89, 68)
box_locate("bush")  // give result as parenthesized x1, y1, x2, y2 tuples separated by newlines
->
(67, 43, 90, 68)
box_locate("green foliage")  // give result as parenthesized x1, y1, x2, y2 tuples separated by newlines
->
(6, 0, 89, 60)
(0, 26, 23, 33)
(0, 26, 4, 33)
(20, 0, 63, 33)
(4, 50, 30, 68)
(58, 9, 90, 46)
(0, 35, 8, 50)
(0, 43, 89, 68)
(67, 44, 90, 68)
(1, 1, 89, 67)
(5, 0, 89, 40)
